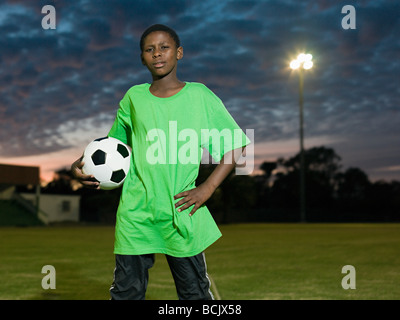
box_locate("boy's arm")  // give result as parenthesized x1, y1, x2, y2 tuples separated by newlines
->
(174, 146, 245, 216)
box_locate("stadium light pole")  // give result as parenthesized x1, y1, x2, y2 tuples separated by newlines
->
(290, 53, 313, 223)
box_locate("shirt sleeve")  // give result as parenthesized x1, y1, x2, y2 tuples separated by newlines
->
(108, 91, 133, 147)
(201, 86, 251, 162)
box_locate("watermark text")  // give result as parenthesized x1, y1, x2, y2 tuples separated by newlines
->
(41, 5, 56, 30)
(341, 265, 356, 289)
(41, 265, 56, 289)
(146, 121, 254, 175)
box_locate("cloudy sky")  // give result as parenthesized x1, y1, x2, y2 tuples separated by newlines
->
(0, 0, 399, 182)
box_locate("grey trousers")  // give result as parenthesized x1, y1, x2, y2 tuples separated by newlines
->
(110, 252, 214, 300)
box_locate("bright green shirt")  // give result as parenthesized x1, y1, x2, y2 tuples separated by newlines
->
(108, 82, 250, 257)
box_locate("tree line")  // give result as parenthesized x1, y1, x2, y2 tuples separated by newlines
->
(40, 146, 400, 224)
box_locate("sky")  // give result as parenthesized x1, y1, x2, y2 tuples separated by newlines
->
(0, 0, 399, 183)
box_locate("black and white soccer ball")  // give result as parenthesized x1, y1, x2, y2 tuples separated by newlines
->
(82, 137, 131, 190)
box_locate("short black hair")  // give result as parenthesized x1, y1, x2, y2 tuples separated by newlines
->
(140, 24, 180, 52)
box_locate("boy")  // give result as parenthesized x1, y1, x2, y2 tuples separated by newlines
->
(71, 24, 250, 300)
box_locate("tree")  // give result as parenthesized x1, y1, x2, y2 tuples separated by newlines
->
(42, 168, 76, 194)
(260, 161, 277, 180)
(334, 167, 371, 219)
(336, 167, 370, 202)
(367, 180, 400, 221)
(270, 146, 342, 217)
(284, 146, 341, 179)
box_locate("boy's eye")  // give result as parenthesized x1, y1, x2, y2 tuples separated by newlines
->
(145, 48, 153, 52)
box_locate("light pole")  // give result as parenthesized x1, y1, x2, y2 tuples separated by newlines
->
(290, 53, 313, 223)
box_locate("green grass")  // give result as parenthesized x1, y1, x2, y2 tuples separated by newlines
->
(0, 200, 43, 227)
(0, 223, 399, 300)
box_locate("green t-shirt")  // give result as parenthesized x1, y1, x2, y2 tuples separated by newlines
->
(108, 82, 250, 257)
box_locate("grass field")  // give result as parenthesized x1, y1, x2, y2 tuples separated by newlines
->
(0, 223, 399, 300)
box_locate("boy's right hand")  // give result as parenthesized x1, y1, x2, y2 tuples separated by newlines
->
(71, 157, 100, 189)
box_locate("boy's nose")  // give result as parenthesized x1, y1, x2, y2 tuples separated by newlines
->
(153, 50, 161, 58)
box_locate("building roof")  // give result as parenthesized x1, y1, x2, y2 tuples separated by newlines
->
(0, 164, 40, 185)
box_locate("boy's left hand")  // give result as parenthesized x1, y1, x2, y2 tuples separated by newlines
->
(174, 183, 215, 217)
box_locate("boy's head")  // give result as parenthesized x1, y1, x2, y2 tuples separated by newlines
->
(140, 24, 180, 53)
(140, 24, 183, 79)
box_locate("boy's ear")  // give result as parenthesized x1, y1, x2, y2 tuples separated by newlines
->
(177, 46, 183, 60)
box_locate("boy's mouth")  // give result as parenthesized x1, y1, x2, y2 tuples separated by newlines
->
(153, 61, 166, 68)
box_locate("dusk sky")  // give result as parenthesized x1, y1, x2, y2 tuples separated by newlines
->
(0, 0, 399, 183)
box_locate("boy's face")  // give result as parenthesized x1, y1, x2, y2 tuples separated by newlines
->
(141, 31, 183, 79)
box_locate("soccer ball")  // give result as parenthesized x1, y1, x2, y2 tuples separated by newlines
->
(82, 137, 131, 190)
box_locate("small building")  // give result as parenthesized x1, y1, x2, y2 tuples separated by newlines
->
(20, 192, 80, 224)
(0, 164, 80, 225)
